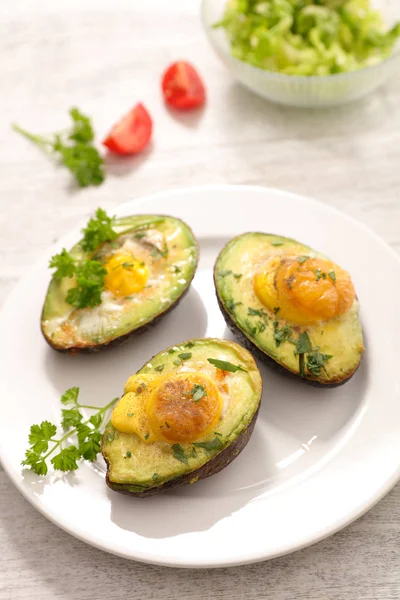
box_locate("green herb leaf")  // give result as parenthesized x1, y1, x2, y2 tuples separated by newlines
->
(66, 260, 107, 309)
(152, 473, 159, 481)
(185, 341, 195, 348)
(273, 324, 292, 347)
(144, 433, 150, 440)
(307, 351, 333, 377)
(273, 307, 280, 314)
(49, 249, 76, 280)
(51, 446, 80, 472)
(124, 451, 132, 459)
(219, 270, 232, 277)
(296, 331, 312, 355)
(271, 241, 284, 246)
(21, 450, 48, 476)
(89, 413, 103, 428)
(248, 307, 263, 317)
(298, 255, 309, 264)
(173, 359, 181, 366)
(69, 107, 94, 144)
(61, 387, 80, 405)
(172, 444, 188, 465)
(61, 408, 83, 430)
(257, 321, 266, 333)
(315, 269, 327, 282)
(154, 364, 165, 372)
(81, 208, 117, 252)
(79, 431, 102, 461)
(207, 358, 247, 373)
(329, 271, 336, 282)
(28, 421, 57, 454)
(127, 413, 134, 418)
(178, 352, 192, 361)
(191, 384, 207, 402)
(226, 299, 242, 312)
(193, 437, 223, 452)
(13, 109, 104, 188)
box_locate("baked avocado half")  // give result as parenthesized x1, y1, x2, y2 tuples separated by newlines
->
(214, 233, 364, 387)
(41, 215, 198, 352)
(102, 338, 262, 496)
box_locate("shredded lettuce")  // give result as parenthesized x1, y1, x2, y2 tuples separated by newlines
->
(215, 0, 400, 76)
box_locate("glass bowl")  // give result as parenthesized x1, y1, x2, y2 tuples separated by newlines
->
(201, 0, 400, 108)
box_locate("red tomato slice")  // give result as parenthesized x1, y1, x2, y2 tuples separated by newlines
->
(162, 61, 206, 110)
(103, 103, 152, 155)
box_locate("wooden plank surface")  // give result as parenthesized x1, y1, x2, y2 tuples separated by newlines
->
(1, 1, 400, 598)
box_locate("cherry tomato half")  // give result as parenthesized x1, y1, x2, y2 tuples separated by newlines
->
(103, 103, 152, 155)
(162, 61, 206, 110)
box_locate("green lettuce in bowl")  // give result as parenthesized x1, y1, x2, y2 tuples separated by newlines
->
(214, 0, 400, 76)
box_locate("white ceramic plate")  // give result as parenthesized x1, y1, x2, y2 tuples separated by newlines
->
(1, 185, 400, 568)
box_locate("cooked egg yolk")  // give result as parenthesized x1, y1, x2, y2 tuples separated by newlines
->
(104, 252, 148, 296)
(254, 256, 355, 325)
(111, 372, 223, 445)
(146, 373, 223, 444)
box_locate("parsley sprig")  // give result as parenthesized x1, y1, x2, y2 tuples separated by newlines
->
(21, 387, 118, 476)
(13, 108, 105, 188)
(49, 208, 118, 309)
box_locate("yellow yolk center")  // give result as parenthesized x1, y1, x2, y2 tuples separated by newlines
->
(111, 372, 223, 445)
(254, 256, 355, 325)
(104, 252, 148, 296)
(146, 373, 222, 444)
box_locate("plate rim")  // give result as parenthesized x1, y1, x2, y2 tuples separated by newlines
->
(1, 183, 400, 568)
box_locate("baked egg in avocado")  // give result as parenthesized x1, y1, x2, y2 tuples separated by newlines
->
(102, 338, 262, 496)
(41, 214, 198, 352)
(214, 233, 364, 386)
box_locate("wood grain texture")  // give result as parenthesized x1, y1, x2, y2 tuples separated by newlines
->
(1, 0, 400, 598)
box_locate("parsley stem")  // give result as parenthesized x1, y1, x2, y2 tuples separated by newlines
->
(12, 123, 52, 153)
(41, 398, 118, 462)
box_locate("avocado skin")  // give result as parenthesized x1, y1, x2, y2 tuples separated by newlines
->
(214, 270, 360, 389)
(40, 282, 193, 354)
(103, 404, 259, 497)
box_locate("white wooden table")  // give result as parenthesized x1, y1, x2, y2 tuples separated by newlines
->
(1, 1, 400, 598)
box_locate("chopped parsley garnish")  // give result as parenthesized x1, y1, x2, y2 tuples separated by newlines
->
(233, 273, 242, 279)
(173, 266, 181, 273)
(144, 433, 150, 440)
(273, 307, 280, 314)
(207, 358, 247, 373)
(248, 307, 264, 317)
(124, 451, 132, 459)
(152, 473, 159, 482)
(173, 359, 181, 366)
(172, 444, 189, 465)
(244, 319, 257, 337)
(298, 256, 309, 264)
(271, 241, 284, 246)
(136, 382, 147, 394)
(295, 331, 312, 355)
(193, 437, 223, 452)
(127, 413, 134, 418)
(178, 352, 192, 360)
(273, 323, 292, 347)
(21, 387, 118, 475)
(257, 321, 266, 333)
(151, 246, 169, 262)
(191, 384, 207, 402)
(329, 271, 336, 283)
(307, 351, 333, 377)
(219, 270, 233, 277)
(165, 422, 170, 429)
(134, 231, 146, 240)
(226, 299, 242, 312)
(154, 364, 165, 372)
(294, 331, 333, 378)
(13, 108, 105, 188)
(185, 341, 195, 348)
(315, 269, 327, 282)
